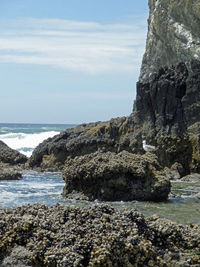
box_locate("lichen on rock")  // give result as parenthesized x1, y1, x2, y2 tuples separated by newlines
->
(140, 0, 200, 82)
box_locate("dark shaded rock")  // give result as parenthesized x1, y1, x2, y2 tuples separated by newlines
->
(134, 62, 189, 137)
(0, 141, 27, 165)
(132, 61, 200, 173)
(62, 150, 170, 201)
(28, 118, 132, 171)
(0, 204, 199, 266)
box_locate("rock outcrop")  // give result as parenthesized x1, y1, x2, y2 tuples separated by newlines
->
(28, 1, 200, 188)
(0, 204, 199, 266)
(28, 118, 134, 171)
(62, 150, 170, 201)
(133, 60, 200, 173)
(0, 141, 27, 180)
(140, 0, 200, 82)
(29, 61, 200, 174)
(0, 141, 27, 165)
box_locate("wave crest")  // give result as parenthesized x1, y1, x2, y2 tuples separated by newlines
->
(0, 131, 59, 157)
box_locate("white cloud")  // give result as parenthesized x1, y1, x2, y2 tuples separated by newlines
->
(0, 18, 147, 74)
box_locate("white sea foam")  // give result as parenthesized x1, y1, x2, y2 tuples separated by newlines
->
(0, 131, 59, 157)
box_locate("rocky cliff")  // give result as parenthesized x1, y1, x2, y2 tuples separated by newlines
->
(140, 0, 200, 82)
(29, 60, 200, 174)
(28, 0, 200, 198)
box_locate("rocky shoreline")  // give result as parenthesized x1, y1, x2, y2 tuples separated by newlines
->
(0, 0, 200, 265)
(0, 203, 199, 267)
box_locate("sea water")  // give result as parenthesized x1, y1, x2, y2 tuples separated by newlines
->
(0, 123, 76, 157)
(0, 123, 199, 225)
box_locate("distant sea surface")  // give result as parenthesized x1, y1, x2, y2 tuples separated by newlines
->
(0, 123, 76, 157)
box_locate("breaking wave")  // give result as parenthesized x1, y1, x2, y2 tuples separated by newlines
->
(0, 131, 59, 157)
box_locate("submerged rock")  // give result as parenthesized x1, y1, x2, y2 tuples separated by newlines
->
(0, 164, 22, 180)
(0, 203, 199, 266)
(62, 150, 170, 201)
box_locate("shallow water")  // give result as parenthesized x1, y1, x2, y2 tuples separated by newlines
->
(0, 172, 199, 225)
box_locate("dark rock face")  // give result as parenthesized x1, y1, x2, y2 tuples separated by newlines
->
(0, 204, 199, 266)
(0, 140, 27, 165)
(28, 118, 133, 171)
(62, 150, 170, 201)
(133, 60, 200, 172)
(134, 60, 200, 137)
(0, 141, 27, 180)
(134, 62, 189, 137)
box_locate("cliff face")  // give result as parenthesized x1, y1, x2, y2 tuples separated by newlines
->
(134, 60, 200, 137)
(140, 0, 200, 82)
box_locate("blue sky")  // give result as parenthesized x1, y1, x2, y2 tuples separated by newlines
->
(0, 0, 148, 124)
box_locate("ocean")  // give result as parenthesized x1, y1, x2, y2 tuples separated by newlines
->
(0, 123, 199, 225)
(0, 123, 76, 208)
(0, 123, 76, 157)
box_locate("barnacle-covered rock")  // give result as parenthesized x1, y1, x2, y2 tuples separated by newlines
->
(0, 204, 199, 266)
(62, 150, 170, 201)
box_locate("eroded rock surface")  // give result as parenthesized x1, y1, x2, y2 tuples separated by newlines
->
(0, 141, 27, 165)
(140, 0, 200, 82)
(28, 118, 134, 171)
(62, 150, 170, 201)
(0, 141, 27, 180)
(0, 204, 199, 266)
(29, 61, 200, 175)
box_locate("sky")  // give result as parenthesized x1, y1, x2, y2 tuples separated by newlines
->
(0, 0, 148, 124)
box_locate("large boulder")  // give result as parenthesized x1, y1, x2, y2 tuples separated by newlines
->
(62, 150, 170, 201)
